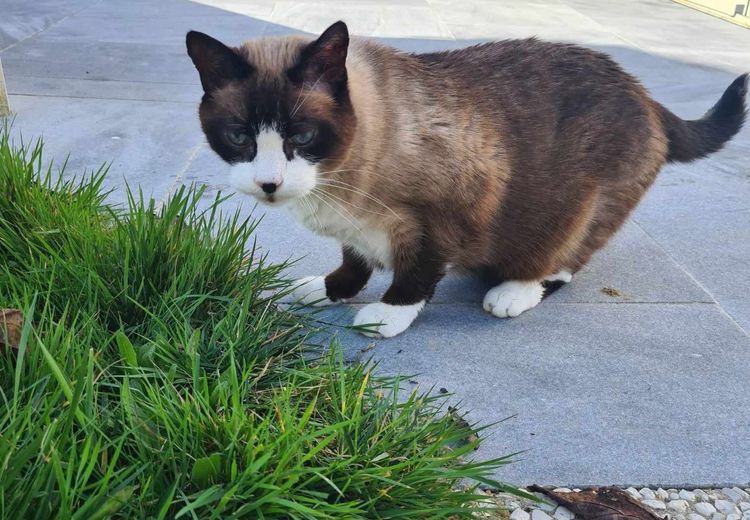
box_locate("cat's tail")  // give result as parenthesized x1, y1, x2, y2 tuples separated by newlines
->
(659, 73, 748, 163)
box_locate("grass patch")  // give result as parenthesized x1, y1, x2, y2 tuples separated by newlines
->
(0, 129, 519, 518)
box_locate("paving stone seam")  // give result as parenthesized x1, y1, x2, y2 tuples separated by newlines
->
(0, 0, 103, 53)
(632, 220, 749, 337)
(7, 92, 197, 105)
(1, 73, 200, 87)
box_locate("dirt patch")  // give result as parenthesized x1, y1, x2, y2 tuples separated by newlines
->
(600, 287, 622, 298)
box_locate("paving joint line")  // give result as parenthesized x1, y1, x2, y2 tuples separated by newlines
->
(155, 141, 205, 213)
(8, 92, 196, 105)
(0, 0, 104, 53)
(633, 219, 749, 337)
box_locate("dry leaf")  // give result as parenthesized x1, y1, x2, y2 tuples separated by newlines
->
(528, 485, 662, 520)
(0, 309, 24, 351)
(448, 406, 480, 449)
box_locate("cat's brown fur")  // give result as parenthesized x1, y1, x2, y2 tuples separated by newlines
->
(187, 22, 747, 337)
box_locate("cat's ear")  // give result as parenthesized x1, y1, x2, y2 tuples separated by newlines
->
(288, 21, 349, 100)
(186, 31, 253, 93)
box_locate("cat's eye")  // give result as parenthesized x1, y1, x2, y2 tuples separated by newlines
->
(225, 129, 251, 147)
(289, 127, 317, 147)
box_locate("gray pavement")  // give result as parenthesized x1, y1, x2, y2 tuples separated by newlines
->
(2, 0, 749, 487)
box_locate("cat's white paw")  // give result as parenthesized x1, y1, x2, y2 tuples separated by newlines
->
(353, 301, 425, 338)
(544, 269, 573, 283)
(483, 280, 544, 318)
(289, 276, 336, 306)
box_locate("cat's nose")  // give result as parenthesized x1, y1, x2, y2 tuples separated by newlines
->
(258, 181, 281, 194)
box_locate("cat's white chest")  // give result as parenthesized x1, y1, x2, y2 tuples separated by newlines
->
(289, 196, 392, 268)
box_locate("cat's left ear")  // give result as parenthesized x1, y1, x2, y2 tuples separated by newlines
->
(186, 31, 253, 94)
(289, 21, 349, 100)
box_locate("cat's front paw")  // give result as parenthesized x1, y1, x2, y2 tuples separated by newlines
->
(289, 276, 336, 306)
(352, 301, 425, 338)
(483, 280, 543, 318)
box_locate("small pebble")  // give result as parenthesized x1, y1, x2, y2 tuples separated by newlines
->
(724, 489, 748, 503)
(511, 509, 531, 520)
(740, 503, 750, 512)
(669, 492, 681, 501)
(573, 488, 581, 492)
(689, 514, 706, 520)
(669, 500, 690, 513)
(656, 489, 670, 501)
(532, 510, 554, 520)
(696, 502, 718, 516)
(553, 488, 572, 493)
(717, 500, 740, 515)
(627, 487, 642, 500)
(554, 506, 574, 520)
(537, 500, 557, 513)
(695, 490, 711, 501)
(713, 515, 726, 520)
(507, 502, 521, 511)
(644, 500, 667, 510)
(727, 514, 741, 520)
(680, 490, 697, 502)
(641, 489, 657, 500)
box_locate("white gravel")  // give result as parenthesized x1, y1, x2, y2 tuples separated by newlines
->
(531, 510, 553, 520)
(483, 486, 750, 520)
(696, 502, 718, 516)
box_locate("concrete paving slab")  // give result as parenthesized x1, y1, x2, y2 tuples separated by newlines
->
(3, 0, 750, 488)
(564, 0, 750, 72)
(0, 0, 93, 50)
(311, 302, 750, 486)
(635, 164, 750, 332)
(45, 12, 268, 46)
(7, 95, 203, 203)
(1, 40, 196, 85)
(4, 75, 201, 104)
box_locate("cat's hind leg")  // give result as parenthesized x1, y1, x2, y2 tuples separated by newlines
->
(482, 269, 572, 318)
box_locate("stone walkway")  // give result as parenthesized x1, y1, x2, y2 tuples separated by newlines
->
(1, 0, 749, 486)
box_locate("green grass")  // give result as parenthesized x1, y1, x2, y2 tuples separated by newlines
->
(0, 128, 520, 519)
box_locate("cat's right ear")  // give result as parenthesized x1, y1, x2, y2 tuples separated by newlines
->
(186, 31, 253, 93)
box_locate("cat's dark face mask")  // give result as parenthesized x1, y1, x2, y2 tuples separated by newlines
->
(186, 21, 355, 205)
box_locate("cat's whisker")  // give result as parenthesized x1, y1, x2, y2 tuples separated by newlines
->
(319, 167, 395, 182)
(309, 189, 373, 246)
(313, 185, 392, 218)
(291, 73, 326, 118)
(315, 179, 401, 219)
(299, 195, 322, 232)
(315, 186, 398, 219)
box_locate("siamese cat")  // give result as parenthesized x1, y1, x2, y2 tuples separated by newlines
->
(186, 21, 747, 338)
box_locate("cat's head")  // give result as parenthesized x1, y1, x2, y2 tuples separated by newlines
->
(186, 22, 355, 205)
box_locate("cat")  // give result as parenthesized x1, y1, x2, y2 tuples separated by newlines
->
(186, 21, 747, 338)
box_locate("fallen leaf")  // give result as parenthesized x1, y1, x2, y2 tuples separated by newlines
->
(528, 485, 662, 520)
(0, 309, 24, 351)
(448, 406, 480, 449)
(601, 287, 622, 297)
